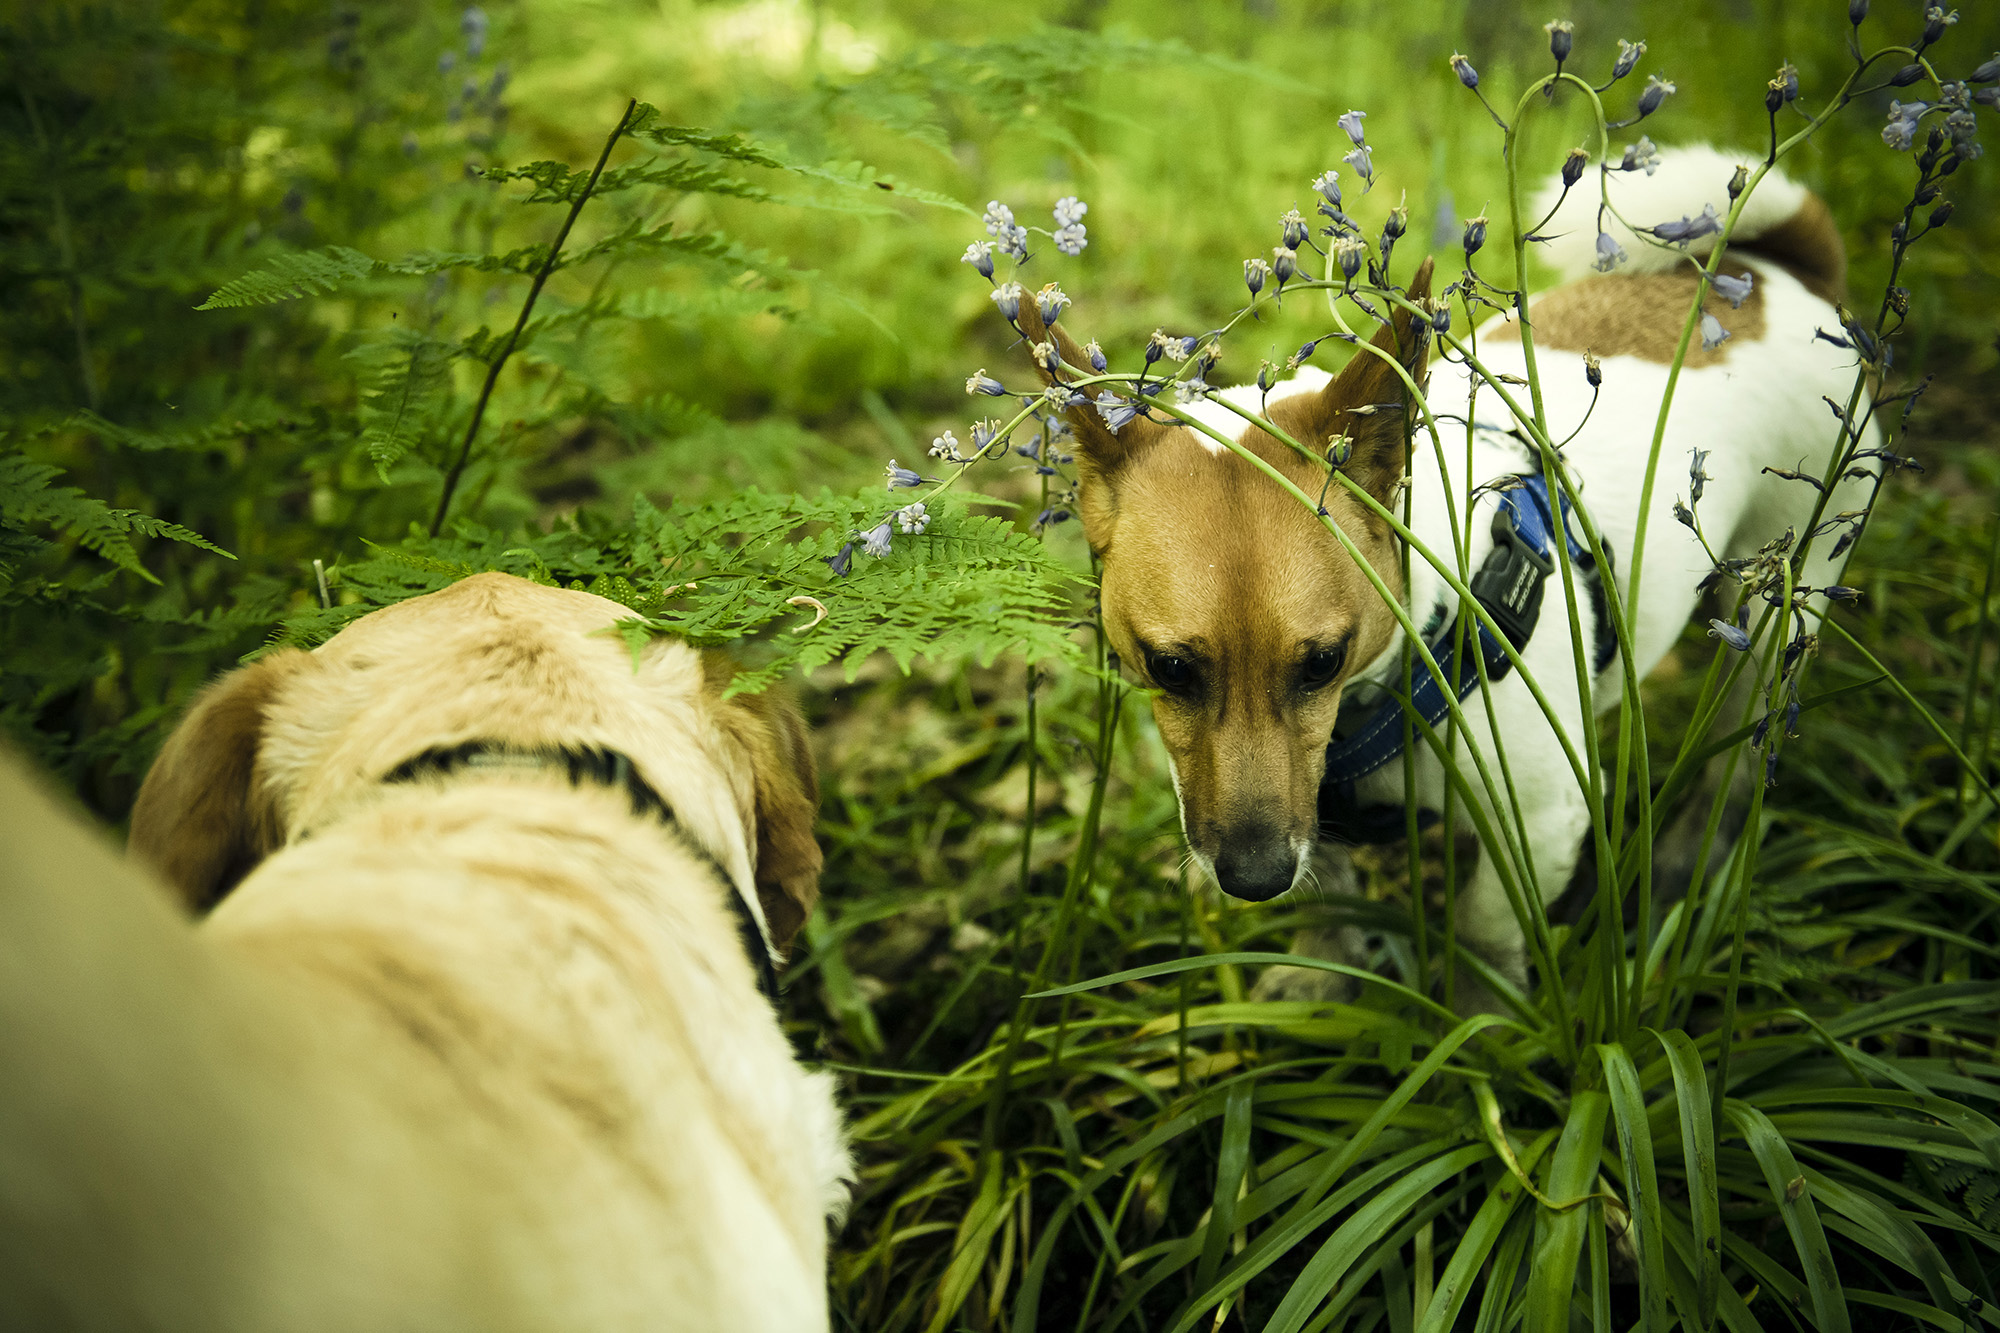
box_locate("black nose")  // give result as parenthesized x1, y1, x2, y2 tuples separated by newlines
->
(1211, 833, 1297, 902)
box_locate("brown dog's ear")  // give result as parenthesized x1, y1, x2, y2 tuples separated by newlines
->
(1273, 257, 1436, 506)
(708, 678, 823, 957)
(1012, 288, 1171, 488)
(129, 650, 312, 914)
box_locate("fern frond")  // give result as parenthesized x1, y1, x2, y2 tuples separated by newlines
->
(348, 334, 456, 479)
(196, 245, 379, 309)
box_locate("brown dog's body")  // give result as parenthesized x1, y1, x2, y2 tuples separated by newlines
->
(1, 573, 848, 1331)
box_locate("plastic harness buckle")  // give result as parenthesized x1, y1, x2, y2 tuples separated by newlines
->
(1467, 502, 1554, 651)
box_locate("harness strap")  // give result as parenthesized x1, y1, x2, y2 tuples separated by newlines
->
(382, 743, 783, 1003)
(1317, 469, 1618, 846)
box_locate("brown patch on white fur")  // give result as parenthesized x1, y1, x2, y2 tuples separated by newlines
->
(130, 650, 313, 912)
(1014, 263, 1433, 898)
(703, 661, 823, 956)
(1738, 192, 1846, 304)
(1484, 269, 1766, 366)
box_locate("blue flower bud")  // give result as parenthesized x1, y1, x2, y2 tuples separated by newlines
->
(1561, 147, 1589, 188)
(1611, 39, 1645, 80)
(1031, 341, 1062, 376)
(1707, 618, 1751, 651)
(1244, 257, 1269, 296)
(1094, 391, 1139, 433)
(1652, 204, 1721, 245)
(1338, 109, 1368, 145)
(1776, 63, 1799, 103)
(966, 370, 1006, 396)
(1636, 75, 1676, 118)
(1784, 698, 1801, 737)
(1700, 312, 1731, 351)
(1673, 499, 1695, 529)
(1280, 209, 1308, 250)
(1593, 231, 1628, 271)
(1175, 335, 1200, 360)
(1545, 20, 1574, 66)
(990, 281, 1024, 322)
(1450, 52, 1479, 88)
(1311, 171, 1342, 210)
(1432, 303, 1451, 335)
(823, 540, 855, 577)
(1462, 214, 1488, 256)
(1690, 448, 1710, 502)
(885, 459, 923, 489)
(1889, 63, 1924, 88)
(861, 521, 894, 558)
(1272, 245, 1298, 286)
(1084, 340, 1108, 373)
(1383, 202, 1408, 240)
(961, 241, 996, 279)
(1000, 224, 1031, 261)
(1922, 6, 1957, 45)
(1583, 350, 1602, 387)
(1036, 284, 1071, 325)
(1711, 270, 1754, 307)
(1334, 235, 1366, 281)
(1824, 585, 1863, 601)
(1931, 199, 1955, 228)
(1751, 713, 1771, 749)
(1974, 54, 2000, 83)
(1619, 135, 1662, 174)
(1849, 0, 1868, 22)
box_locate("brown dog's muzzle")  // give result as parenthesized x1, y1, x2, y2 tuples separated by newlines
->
(1209, 824, 1300, 901)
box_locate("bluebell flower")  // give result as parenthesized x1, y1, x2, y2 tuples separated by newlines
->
(1383, 201, 1408, 241)
(462, 5, 488, 57)
(1273, 245, 1298, 287)
(1343, 145, 1374, 191)
(1450, 52, 1479, 88)
(1882, 102, 1924, 151)
(1700, 312, 1731, 351)
(1594, 231, 1628, 271)
(1849, 0, 1868, 23)
(1673, 499, 1696, 529)
(1707, 618, 1751, 651)
(1244, 256, 1270, 296)
(1774, 62, 1798, 104)
(969, 419, 1004, 453)
(1031, 340, 1062, 375)
(1612, 39, 1646, 80)
(961, 241, 996, 279)
(967, 370, 1007, 396)
(1561, 147, 1589, 188)
(1711, 270, 1754, 307)
(1974, 54, 2000, 83)
(886, 459, 924, 489)
(1690, 447, 1710, 502)
(896, 502, 930, 535)
(1338, 109, 1368, 145)
(1094, 391, 1139, 433)
(1173, 377, 1212, 404)
(1083, 340, 1108, 373)
(1946, 108, 1978, 147)
(1652, 204, 1721, 245)
(1281, 208, 1308, 250)
(1053, 195, 1088, 227)
(1054, 223, 1088, 256)
(1619, 135, 1662, 174)
(999, 224, 1031, 262)
(1462, 214, 1488, 256)
(1784, 697, 1801, 737)
(1334, 235, 1366, 281)
(1581, 349, 1603, 387)
(929, 430, 963, 462)
(490, 64, 510, 98)
(823, 540, 855, 577)
(1042, 385, 1087, 409)
(983, 200, 1016, 236)
(1932, 198, 1957, 227)
(1824, 585, 1863, 601)
(439, 49, 458, 74)
(1036, 283, 1071, 325)
(990, 281, 1024, 322)
(1545, 21, 1574, 65)
(1890, 64, 1925, 88)
(1311, 171, 1342, 210)
(1289, 338, 1320, 369)
(1636, 75, 1676, 118)
(861, 522, 894, 558)
(1432, 303, 1452, 335)
(1922, 6, 1958, 45)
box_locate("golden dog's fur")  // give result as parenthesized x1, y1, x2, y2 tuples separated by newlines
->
(0, 572, 849, 1331)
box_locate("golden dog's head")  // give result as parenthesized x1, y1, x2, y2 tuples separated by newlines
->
(1015, 263, 1432, 901)
(129, 572, 822, 952)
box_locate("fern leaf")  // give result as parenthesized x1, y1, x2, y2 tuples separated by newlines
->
(350, 335, 455, 480)
(196, 245, 378, 309)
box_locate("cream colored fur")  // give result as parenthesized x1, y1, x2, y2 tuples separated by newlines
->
(0, 573, 850, 1331)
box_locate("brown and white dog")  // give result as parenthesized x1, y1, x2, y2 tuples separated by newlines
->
(0, 572, 850, 1331)
(1015, 145, 1869, 994)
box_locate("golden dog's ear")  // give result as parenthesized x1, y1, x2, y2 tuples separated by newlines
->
(709, 679, 823, 957)
(1013, 289, 1171, 488)
(129, 651, 311, 914)
(1275, 256, 1436, 506)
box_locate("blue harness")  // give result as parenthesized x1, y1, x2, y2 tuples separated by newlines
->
(1316, 470, 1618, 845)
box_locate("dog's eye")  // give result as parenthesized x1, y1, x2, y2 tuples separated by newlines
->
(1301, 643, 1347, 690)
(1146, 652, 1198, 694)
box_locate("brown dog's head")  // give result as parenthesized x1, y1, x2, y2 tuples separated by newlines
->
(129, 573, 822, 954)
(1016, 261, 1433, 901)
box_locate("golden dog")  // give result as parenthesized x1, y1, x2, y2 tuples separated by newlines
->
(0, 572, 850, 1331)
